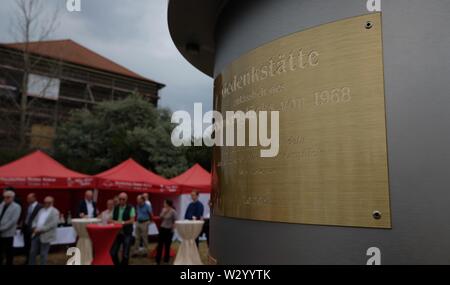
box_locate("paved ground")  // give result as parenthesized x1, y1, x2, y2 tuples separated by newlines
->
(13, 241, 210, 265)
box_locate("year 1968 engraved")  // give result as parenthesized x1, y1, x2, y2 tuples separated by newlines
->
(314, 87, 351, 106)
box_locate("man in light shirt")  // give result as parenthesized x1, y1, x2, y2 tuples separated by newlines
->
(99, 199, 115, 225)
(0, 190, 21, 265)
(29, 196, 59, 265)
(133, 195, 152, 256)
(78, 190, 98, 218)
(142, 193, 152, 209)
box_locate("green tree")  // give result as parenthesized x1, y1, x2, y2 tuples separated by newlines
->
(184, 141, 212, 172)
(54, 94, 190, 177)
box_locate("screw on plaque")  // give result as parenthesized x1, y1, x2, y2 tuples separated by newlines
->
(372, 211, 382, 220)
(365, 21, 374, 29)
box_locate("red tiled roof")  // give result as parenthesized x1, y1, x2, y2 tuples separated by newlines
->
(2, 39, 163, 86)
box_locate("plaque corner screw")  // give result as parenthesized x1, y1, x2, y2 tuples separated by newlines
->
(372, 211, 382, 220)
(365, 21, 374, 29)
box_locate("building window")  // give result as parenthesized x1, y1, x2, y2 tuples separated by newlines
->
(27, 73, 60, 100)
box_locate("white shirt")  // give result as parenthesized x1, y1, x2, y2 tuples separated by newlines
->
(36, 207, 52, 229)
(100, 209, 112, 225)
(86, 200, 94, 218)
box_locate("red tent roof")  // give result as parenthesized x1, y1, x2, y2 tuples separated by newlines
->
(95, 159, 178, 193)
(171, 164, 211, 194)
(0, 150, 94, 189)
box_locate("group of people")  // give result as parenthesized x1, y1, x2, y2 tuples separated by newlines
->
(0, 188, 60, 265)
(90, 190, 205, 265)
(0, 186, 208, 266)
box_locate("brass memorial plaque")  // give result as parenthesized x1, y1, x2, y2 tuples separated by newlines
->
(212, 13, 391, 228)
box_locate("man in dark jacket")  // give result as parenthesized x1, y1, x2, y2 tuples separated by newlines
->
(184, 191, 204, 247)
(77, 190, 98, 218)
(110, 192, 135, 266)
(22, 193, 42, 264)
(185, 191, 204, 220)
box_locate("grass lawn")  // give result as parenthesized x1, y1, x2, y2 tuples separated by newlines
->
(13, 241, 210, 265)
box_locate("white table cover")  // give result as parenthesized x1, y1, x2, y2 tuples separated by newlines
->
(71, 218, 101, 265)
(174, 220, 204, 265)
(14, 227, 77, 248)
(148, 222, 159, 235)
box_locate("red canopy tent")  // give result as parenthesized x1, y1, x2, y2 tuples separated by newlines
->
(0, 150, 94, 215)
(94, 159, 179, 212)
(95, 159, 178, 193)
(170, 164, 211, 194)
(0, 150, 94, 189)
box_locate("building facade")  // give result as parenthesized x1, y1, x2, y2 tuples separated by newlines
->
(0, 39, 164, 151)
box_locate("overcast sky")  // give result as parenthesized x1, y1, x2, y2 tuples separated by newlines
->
(0, 0, 213, 115)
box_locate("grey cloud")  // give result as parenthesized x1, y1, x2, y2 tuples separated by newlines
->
(0, 0, 212, 113)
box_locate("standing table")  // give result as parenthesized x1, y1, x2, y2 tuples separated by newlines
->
(87, 224, 122, 265)
(174, 220, 205, 265)
(71, 218, 101, 265)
